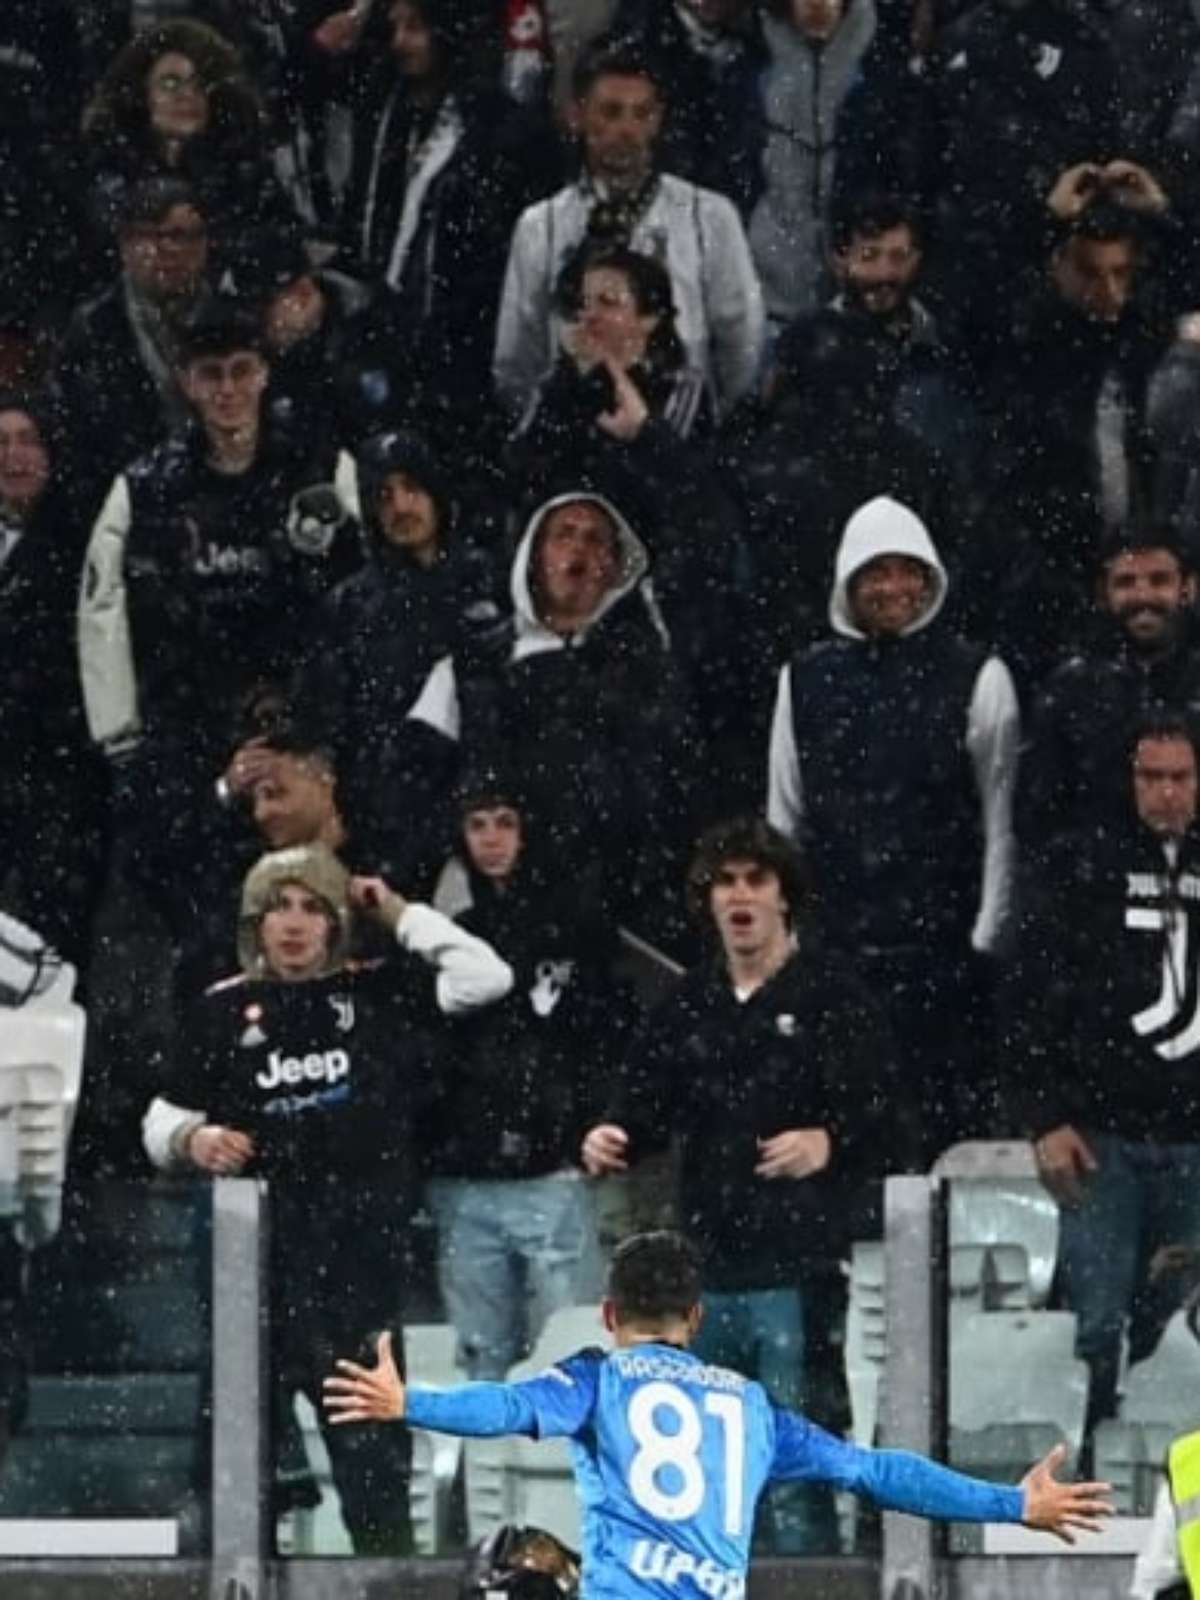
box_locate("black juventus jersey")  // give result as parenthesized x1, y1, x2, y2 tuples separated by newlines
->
(1016, 822, 1200, 1139)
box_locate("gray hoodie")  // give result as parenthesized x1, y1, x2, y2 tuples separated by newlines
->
(750, 0, 878, 323)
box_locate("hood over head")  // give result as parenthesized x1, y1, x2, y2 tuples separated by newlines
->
(509, 490, 653, 654)
(237, 844, 352, 976)
(829, 494, 947, 638)
(356, 428, 451, 553)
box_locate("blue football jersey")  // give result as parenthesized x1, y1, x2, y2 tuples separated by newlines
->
(404, 1339, 1023, 1600)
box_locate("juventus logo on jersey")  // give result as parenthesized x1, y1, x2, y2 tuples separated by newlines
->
(329, 995, 355, 1033)
(1127, 869, 1200, 1060)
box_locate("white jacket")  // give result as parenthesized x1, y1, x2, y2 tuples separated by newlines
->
(767, 495, 1020, 955)
(493, 171, 765, 418)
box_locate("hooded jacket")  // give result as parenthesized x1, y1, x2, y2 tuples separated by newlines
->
(407, 491, 695, 912)
(296, 432, 503, 871)
(748, 0, 877, 322)
(768, 496, 1019, 954)
(427, 847, 634, 1181)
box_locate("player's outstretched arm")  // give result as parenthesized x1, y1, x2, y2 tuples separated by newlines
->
(324, 1331, 406, 1425)
(1019, 1443, 1113, 1544)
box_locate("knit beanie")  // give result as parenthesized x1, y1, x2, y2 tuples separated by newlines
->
(237, 845, 352, 976)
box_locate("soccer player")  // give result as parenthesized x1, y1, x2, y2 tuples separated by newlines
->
(324, 1231, 1110, 1589)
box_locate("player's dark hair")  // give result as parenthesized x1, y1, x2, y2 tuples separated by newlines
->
(607, 1231, 702, 1325)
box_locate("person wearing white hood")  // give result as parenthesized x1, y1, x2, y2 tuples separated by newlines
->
(767, 495, 1020, 1166)
(406, 489, 696, 938)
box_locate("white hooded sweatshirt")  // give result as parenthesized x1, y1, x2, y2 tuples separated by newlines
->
(766, 495, 1020, 954)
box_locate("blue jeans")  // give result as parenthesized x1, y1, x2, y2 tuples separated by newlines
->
(692, 1287, 840, 1554)
(427, 1172, 595, 1379)
(1058, 1134, 1200, 1427)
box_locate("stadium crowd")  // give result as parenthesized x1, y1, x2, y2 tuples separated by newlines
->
(4, 0, 1200, 1560)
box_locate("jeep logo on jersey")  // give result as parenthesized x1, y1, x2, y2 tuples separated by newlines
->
(192, 541, 271, 579)
(256, 1048, 350, 1090)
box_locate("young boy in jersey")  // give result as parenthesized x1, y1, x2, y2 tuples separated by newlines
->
(325, 1230, 1111, 1592)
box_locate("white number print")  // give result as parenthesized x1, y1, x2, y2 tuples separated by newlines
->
(626, 1382, 746, 1536)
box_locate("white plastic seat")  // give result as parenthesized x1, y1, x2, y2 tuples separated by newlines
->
(0, 955, 86, 1245)
(466, 1305, 607, 1544)
(949, 1310, 1088, 1478)
(934, 1142, 1060, 1308)
(1094, 1310, 1200, 1515)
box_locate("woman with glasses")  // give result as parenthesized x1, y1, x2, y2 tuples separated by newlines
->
(80, 17, 300, 285)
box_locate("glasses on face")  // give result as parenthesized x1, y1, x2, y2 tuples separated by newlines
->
(132, 224, 207, 248)
(189, 355, 262, 388)
(149, 68, 205, 98)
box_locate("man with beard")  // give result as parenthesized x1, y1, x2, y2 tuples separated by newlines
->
(768, 194, 974, 473)
(1020, 527, 1200, 862)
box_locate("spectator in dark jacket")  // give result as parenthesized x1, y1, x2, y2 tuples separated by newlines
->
(142, 843, 513, 1552)
(583, 816, 891, 1552)
(926, 0, 1119, 323)
(607, 0, 767, 215)
(405, 489, 698, 946)
(1020, 528, 1200, 862)
(769, 496, 1020, 1163)
(507, 243, 749, 807)
(340, 0, 556, 440)
(0, 392, 105, 973)
(80, 17, 300, 285)
(78, 302, 364, 916)
(425, 775, 632, 1378)
(1011, 716, 1200, 1438)
(0, 2, 88, 369)
(975, 183, 1184, 690)
(296, 428, 504, 882)
(51, 178, 214, 521)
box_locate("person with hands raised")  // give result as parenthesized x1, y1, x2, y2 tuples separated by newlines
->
(141, 842, 512, 1555)
(324, 1229, 1113, 1590)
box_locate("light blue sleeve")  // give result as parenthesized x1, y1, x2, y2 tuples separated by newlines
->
(770, 1409, 1024, 1523)
(405, 1350, 601, 1440)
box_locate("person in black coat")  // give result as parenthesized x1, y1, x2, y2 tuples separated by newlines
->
(1020, 527, 1200, 863)
(339, 0, 558, 442)
(0, 391, 106, 976)
(295, 428, 504, 884)
(1010, 716, 1200, 1439)
(80, 17, 301, 286)
(507, 242, 750, 812)
(142, 843, 513, 1552)
(423, 775, 633, 1377)
(606, 0, 766, 216)
(583, 817, 892, 1553)
(50, 177, 215, 522)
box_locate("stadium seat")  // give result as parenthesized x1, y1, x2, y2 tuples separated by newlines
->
(949, 1310, 1088, 1480)
(0, 951, 85, 1246)
(1094, 1310, 1200, 1514)
(465, 1305, 608, 1544)
(284, 1321, 465, 1555)
(934, 1142, 1060, 1307)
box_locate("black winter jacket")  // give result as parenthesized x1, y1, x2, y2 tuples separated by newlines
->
(609, 946, 890, 1289)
